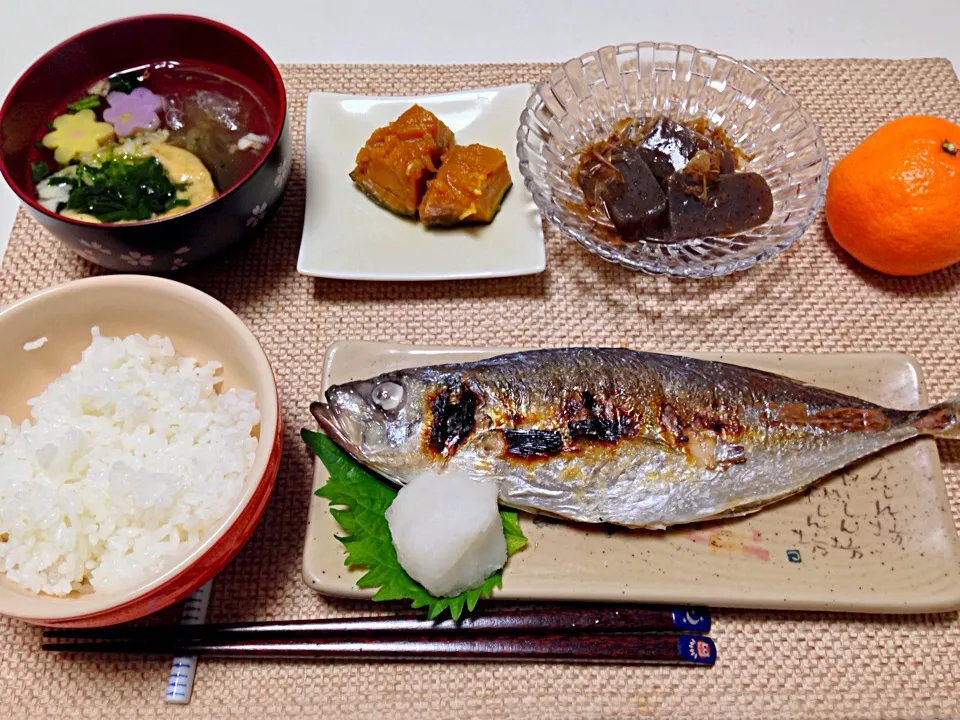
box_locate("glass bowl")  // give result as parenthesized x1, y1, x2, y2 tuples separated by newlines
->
(516, 42, 829, 278)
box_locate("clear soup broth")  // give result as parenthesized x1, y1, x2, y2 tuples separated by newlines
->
(29, 61, 275, 224)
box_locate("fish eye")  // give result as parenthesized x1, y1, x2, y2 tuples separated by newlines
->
(371, 382, 403, 411)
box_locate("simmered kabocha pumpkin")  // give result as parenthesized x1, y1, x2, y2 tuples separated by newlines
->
(419, 144, 513, 226)
(350, 105, 454, 216)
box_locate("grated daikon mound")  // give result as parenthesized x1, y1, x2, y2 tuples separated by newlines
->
(385, 471, 506, 597)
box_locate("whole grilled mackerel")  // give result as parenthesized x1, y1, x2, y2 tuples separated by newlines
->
(311, 348, 959, 529)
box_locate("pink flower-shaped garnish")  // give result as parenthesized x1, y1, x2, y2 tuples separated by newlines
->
(103, 88, 162, 137)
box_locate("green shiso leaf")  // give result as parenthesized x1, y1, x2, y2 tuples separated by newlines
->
(66, 95, 101, 113)
(500, 510, 527, 556)
(301, 429, 527, 620)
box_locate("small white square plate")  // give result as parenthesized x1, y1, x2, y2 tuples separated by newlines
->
(299, 85, 546, 281)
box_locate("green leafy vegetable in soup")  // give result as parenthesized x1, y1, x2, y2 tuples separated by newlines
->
(108, 68, 147, 94)
(55, 156, 190, 222)
(302, 430, 527, 620)
(66, 95, 101, 113)
(30, 162, 50, 183)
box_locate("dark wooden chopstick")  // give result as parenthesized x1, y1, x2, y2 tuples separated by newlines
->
(43, 631, 716, 665)
(43, 605, 710, 642)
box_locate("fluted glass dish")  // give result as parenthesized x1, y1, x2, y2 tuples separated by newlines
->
(517, 43, 829, 278)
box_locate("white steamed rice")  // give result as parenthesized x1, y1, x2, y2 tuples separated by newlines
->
(0, 328, 260, 596)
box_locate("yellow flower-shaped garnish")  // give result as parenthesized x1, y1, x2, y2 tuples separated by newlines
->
(41, 109, 115, 165)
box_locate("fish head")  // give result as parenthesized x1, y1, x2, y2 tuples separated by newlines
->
(311, 371, 436, 480)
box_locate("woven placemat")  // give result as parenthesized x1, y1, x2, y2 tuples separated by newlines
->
(1, 59, 960, 720)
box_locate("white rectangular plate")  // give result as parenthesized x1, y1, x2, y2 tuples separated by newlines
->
(298, 85, 545, 281)
(302, 342, 960, 613)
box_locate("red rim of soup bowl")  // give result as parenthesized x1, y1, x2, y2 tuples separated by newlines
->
(0, 276, 283, 627)
(0, 14, 287, 228)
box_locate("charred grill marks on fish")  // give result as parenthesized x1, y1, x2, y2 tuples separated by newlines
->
(503, 429, 564, 458)
(427, 383, 477, 456)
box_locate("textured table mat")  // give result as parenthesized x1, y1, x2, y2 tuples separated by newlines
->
(1, 59, 960, 720)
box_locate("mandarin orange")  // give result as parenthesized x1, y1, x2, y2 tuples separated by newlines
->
(825, 115, 960, 276)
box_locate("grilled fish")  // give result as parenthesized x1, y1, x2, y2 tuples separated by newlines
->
(311, 348, 959, 529)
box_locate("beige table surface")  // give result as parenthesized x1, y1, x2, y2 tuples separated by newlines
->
(0, 59, 959, 719)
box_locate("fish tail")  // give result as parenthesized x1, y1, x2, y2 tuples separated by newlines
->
(909, 397, 960, 438)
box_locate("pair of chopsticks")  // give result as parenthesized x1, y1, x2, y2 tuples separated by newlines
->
(43, 605, 715, 666)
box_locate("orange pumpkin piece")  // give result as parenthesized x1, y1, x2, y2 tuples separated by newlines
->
(825, 115, 960, 276)
(350, 105, 454, 216)
(419, 144, 513, 226)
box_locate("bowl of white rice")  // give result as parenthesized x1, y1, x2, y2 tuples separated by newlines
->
(0, 275, 280, 627)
